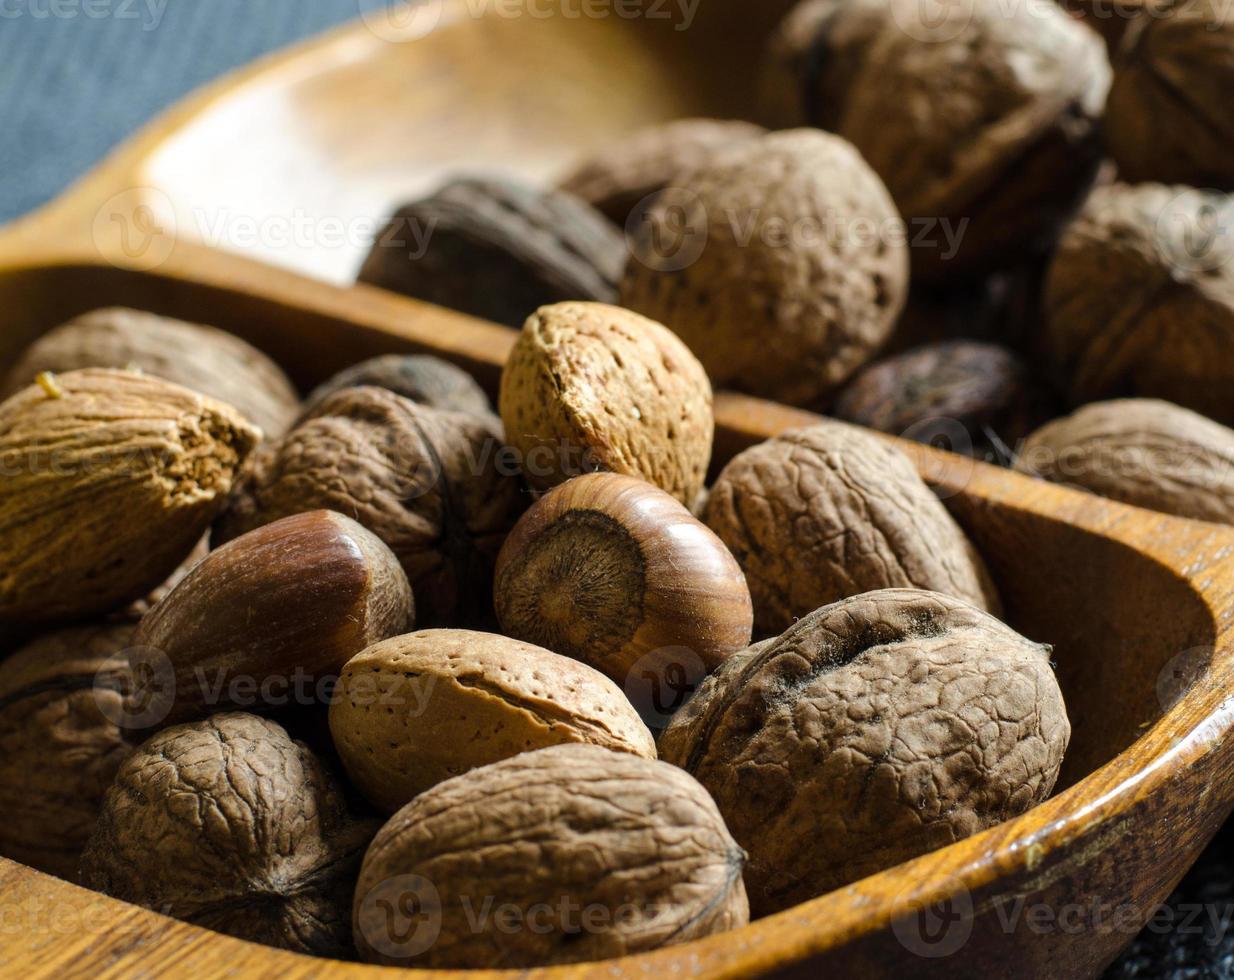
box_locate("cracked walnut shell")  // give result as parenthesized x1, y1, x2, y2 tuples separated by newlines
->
(659, 588, 1069, 915)
(353, 743, 748, 968)
(80, 712, 378, 958)
(704, 421, 1000, 636)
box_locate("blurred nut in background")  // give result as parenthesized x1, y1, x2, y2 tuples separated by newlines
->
(301, 353, 493, 420)
(704, 421, 1000, 636)
(499, 301, 713, 505)
(621, 129, 908, 407)
(1, 308, 300, 437)
(1044, 183, 1234, 425)
(357, 176, 626, 327)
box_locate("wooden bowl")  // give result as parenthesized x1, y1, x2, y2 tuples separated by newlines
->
(2, 4, 1233, 977)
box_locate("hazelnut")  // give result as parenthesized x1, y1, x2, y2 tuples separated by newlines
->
(352, 744, 748, 968)
(301, 354, 493, 420)
(1015, 399, 1234, 523)
(1, 308, 300, 436)
(329, 629, 655, 813)
(659, 588, 1070, 915)
(493, 473, 752, 716)
(81, 712, 378, 957)
(358, 176, 626, 327)
(704, 422, 1000, 636)
(1105, 0, 1234, 189)
(135, 510, 413, 726)
(556, 117, 766, 225)
(215, 386, 525, 626)
(0, 369, 260, 626)
(762, 0, 1110, 282)
(620, 129, 908, 407)
(1043, 183, 1234, 425)
(0, 622, 137, 881)
(499, 301, 713, 505)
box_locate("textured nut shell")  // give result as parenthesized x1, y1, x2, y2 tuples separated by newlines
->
(557, 118, 766, 225)
(763, 0, 1110, 281)
(353, 744, 748, 968)
(1015, 399, 1234, 523)
(0, 623, 135, 880)
(301, 354, 493, 420)
(704, 422, 1000, 635)
(80, 712, 377, 957)
(499, 302, 714, 504)
(0, 368, 261, 625)
(1043, 183, 1234, 425)
(1, 308, 299, 436)
(494, 473, 753, 687)
(620, 129, 908, 406)
(659, 588, 1069, 915)
(216, 387, 524, 626)
(358, 176, 626, 327)
(1105, 0, 1234, 189)
(330, 629, 655, 812)
(136, 510, 413, 726)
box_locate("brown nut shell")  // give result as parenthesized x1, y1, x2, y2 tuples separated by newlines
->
(81, 712, 377, 957)
(301, 354, 493, 420)
(215, 386, 525, 626)
(499, 301, 714, 504)
(329, 629, 655, 813)
(620, 129, 908, 406)
(0, 622, 136, 881)
(659, 588, 1070, 915)
(1015, 399, 1234, 522)
(704, 421, 1000, 636)
(352, 743, 748, 968)
(493, 473, 752, 716)
(134, 510, 413, 726)
(0, 368, 261, 626)
(1, 308, 300, 436)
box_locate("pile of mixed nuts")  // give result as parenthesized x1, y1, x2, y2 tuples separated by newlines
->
(3, 0, 1234, 968)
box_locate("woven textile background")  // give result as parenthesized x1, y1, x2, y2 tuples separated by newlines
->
(0, 1, 1231, 976)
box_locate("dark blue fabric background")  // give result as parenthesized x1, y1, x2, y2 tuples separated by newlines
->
(0, 2, 1230, 976)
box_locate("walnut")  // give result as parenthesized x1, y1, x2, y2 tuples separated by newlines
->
(80, 712, 377, 958)
(301, 354, 493, 420)
(1043, 182, 1234, 425)
(1, 308, 300, 436)
(659, 588, 1069, 915)
(1105, 0, 1234, 189)
(499, 301, 713, 505)
(620, 129, 908, 407)
(556, 118, 766, 225)
(761, 0, 1110, 282)
(0, 623, 136, 881)
(329, 629, 656, 813)
(357, 176, 626, 327)
(352, 744, 747, 968)
(833, 341, 1050, 463)
(215, 386, 526, 626)
(1014, 398, 1234, 522)
(703, 422, 1000, 636)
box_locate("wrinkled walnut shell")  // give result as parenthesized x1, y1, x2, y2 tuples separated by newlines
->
(1015, 399, 1234, 523)
(301, 354, 493, 420)
(620, 129, 908, 406)
(704, 422, 1000, 636)
(0, 623, 136, 881)
(353, 744, 748, 968)
(1, 308, 300, 436)
(81, 712, 377, 957)
(358, 176, 626, 327)
(330, 629, 655, 813)
(499, 301, 714, 505)
(660, 588, 1069, 915)
(216, 386, 525, 626)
